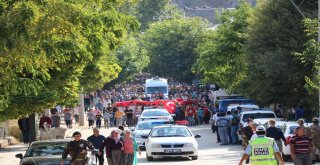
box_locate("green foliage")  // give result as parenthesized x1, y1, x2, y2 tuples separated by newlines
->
(239, 0, 315, 105)
(294, 18, 320, 90)
(136, 0, 181, 31)
(113, 36, 149, 83)
(141, 18, 210, 82)
(196, 1, 253, 90)
(0, 0, 138, 120)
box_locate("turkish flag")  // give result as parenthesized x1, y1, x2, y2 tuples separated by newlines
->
(161, 100, 176, 114)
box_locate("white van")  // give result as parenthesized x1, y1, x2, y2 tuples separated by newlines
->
(145, 77, 169, 98)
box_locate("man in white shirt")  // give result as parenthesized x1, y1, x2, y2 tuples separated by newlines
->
(250, 122, 259, 140)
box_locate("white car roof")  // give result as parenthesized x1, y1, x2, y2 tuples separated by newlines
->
(153, 125, 187, 129)
(241, 110, 275, 114)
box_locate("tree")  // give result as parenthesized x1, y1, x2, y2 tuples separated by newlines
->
(294, 18, 320, 90)
(239, 0, 317, 105)
(196, 1, 253, 90)
(141, 18, 210, 82)
(0, 0, 138, 120)
(136, 0, 178, 31)
(112, 36, 149, 83)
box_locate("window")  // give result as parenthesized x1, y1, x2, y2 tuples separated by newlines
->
(150, 127, 192, 137)
(142, 110, 169, 117)
(146, 87, 167, 94)
(25, 142, 68, 157)
(242, 113, 276, 122)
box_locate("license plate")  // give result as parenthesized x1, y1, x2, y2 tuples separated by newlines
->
(164, 149, 181, 153)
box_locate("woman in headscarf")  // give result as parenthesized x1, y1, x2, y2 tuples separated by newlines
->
(122, 129, 140, 165)
(99, 129, 123, 165)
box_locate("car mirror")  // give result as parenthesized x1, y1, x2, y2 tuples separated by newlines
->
(15, 153, 23, 159)
(171, 114, 176, 117)
(194, 134, 201, 138)
(141, 135, 148, 139)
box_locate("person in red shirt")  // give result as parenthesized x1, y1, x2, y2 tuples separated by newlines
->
(186, 105, 196, 126)
(39, 112, 52, 140)
(202, 104, 210, 124)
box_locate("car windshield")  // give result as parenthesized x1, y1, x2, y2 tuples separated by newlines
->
(136, 122, 168, 130)
(146, 87, 167, 94)
(142, 110, 169, 117)
(25, 142, 68, 157)
(150, 127, 192, 137)
(242, 113, 276, 122)
(289, 126, 298, 134)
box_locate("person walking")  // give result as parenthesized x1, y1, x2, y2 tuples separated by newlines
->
(103, 110, 110, 129)
(290, 126, 312, 165)
(122, 130, 141, 165)
(87, 128, 105, 165)
(226, 111, 233, 144)
(39, 112, 52, 140)
(310, 117, 320, 164)
(51, 109, 61, 128)
(95, 111, 103, 129)
(238, 125, 284, 165)
(18, 117, 29, 144)
(115, 109, 124, 126)
(297, 119, 311, 137)
(186, 105, 196, 127)
(87, 109, 95, 129)
(197, 107, 204, 125)
(125, 107, 134, 128)
(61, 131, 94, 165)
(99, 129, 123, 165)
(212, 111, 221, 143)
(266, 120, 286, 154)
(64, 109, 72, 129)
(230, 111, 240, 145)
(216, 112, 230, 145)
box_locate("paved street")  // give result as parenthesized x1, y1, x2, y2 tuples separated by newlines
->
(0, 124, 299, 165)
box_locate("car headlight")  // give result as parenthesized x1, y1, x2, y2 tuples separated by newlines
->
(184, 143, 195, 147)
(150, 143, 161, 148)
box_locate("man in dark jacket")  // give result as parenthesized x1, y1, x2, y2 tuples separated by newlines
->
(61, 131, 94, 165)
(18, 117, 29, 143)
(87, 128, 105, 165)
(266, 119, 286, 153)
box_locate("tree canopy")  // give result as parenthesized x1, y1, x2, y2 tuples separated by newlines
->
(0, 0, 138, 120)
(196, 1, 253, 91)
(141, 18, 210, 82)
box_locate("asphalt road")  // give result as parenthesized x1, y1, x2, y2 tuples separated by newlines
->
(0, 125, 298, 165)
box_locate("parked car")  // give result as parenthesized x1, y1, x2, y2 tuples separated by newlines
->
(144, 125, 201, 161)
(239, 109, 278, 128)
(15, 139, 97, 165)
(139, 108, 174, 121)
(226, 104, 259, 114)
(279, 122, 318, 161)
(131, 120, 172, 149)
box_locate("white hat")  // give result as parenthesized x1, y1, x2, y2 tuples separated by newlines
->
(256, 125, 266, 132)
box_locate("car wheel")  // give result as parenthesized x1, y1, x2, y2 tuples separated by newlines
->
(191, 155, 198, 160)
(146, 153, 153, 161)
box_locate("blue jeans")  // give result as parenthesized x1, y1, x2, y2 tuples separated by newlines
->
(187, 116, 195, 126)
(230, 126, 239, 144)
(198, 116, 203, 125)
(218, 126, 229, 145)
(96, 119, 101, 128)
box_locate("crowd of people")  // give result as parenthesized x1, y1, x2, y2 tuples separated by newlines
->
(61, 127, 140, 165)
